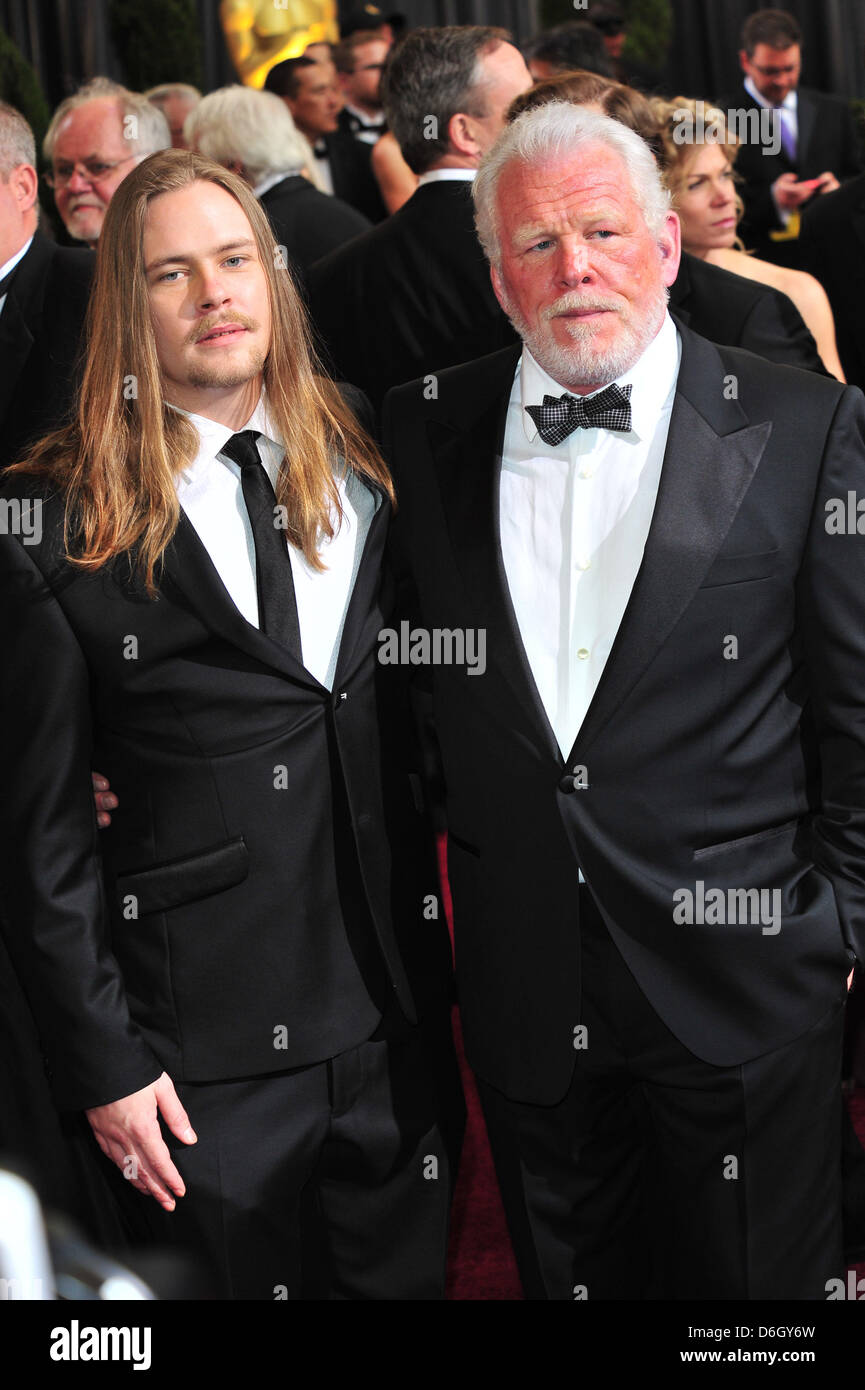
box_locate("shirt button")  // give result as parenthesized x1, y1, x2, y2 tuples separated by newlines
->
(579, 468, 594, 479)
(576, 557, 591, 571)
(577, 647, 590, 660)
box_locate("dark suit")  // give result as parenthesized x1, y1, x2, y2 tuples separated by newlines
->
(308, 179, 517, 415)
(0, 231, 94, 470)
(671, 249, 827, 373)
(0, 453, 459, 1297)
(383, 320, 864, 1296)
(259, 174, 370, 283)
(715, 84, 862, 266)
(322, 130, 387, 223)
(799, 172, 865, 391)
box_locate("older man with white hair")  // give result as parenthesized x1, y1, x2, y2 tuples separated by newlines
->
(185, 85, 370, 280)
(384, 101, 865, 1300)
(44, 78, 170, 247)
(0, 100, 94, 468)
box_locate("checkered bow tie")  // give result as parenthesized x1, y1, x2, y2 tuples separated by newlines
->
(526, 382, 633, 446)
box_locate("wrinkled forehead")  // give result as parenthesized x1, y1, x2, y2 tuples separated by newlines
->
(496, 147, 645, 232)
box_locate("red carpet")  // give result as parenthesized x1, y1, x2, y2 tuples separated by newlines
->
(438, 835, 865, 1300)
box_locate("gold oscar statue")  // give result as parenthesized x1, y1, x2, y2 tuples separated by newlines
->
(220, 0, 339, 89)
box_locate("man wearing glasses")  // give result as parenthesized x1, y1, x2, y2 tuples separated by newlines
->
(44, 77, 170, 247)
(717, 8, 862, 269)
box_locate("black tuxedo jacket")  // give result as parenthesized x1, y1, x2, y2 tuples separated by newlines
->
(799, 172, 865, 392)
(383, 320, 865, 1105)
(670, 250, 826, 373)
(0, 470, 450, 1112)
(715, 84, 862, 256)
(323, 131, 387, 223)
(308, 179, 517, 415)
(0, 231, 94, 470)
(259, 174, 370, 280)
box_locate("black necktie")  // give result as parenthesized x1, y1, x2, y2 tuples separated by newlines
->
(312, 140, 328, 157)
(526, 382, 633, 447)
(220, 430, 302, 662)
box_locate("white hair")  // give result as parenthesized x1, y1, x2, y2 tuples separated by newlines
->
(184, 85, 320, 190)
(473, 102, 672, 268)
(43, 77, 171, 162)
(0, 100, 36, 177)
(144, 83, 201, 106)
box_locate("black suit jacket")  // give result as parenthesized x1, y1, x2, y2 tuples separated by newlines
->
(799, 172, 865, 392)
(715, 84, 862, 258)
(259, 174, 370, 280)
(383, 320, 864, 1105)
(308, 179, 517, 415)
(323, 131, 387, 224)
(0, 467, 450, 1113)
(0, 232, 94, 470)
(670, 250, 826, 373)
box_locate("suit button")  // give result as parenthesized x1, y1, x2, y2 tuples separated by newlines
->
(558, 775, 577, 793)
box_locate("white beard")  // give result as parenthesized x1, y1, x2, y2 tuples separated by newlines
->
(500, 284, 669, 392)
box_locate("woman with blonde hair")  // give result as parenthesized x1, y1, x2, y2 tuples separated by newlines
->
(652, 95, 845, 379)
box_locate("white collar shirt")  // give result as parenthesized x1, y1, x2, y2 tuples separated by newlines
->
(173, 394, 378, 690)
(499, 312, 681, 761)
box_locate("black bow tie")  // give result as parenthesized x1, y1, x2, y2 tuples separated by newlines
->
(526, 382, 633, 446)
(312, 140, 328, 158)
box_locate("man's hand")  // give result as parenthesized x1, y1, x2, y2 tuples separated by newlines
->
(814, 171, 840, 196)
(772, 172, 823, 210)
(85, 1072, 197, 1211)
(849, 967, 856, 993)
(91, 771, 117, 829)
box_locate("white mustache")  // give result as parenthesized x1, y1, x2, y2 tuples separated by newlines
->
(544, 295, 622, 320)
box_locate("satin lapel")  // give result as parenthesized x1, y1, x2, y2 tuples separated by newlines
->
(432, 354, 561, 759)
(568, 326, 772, 763)
(332, 483, 390, 685)
(163, 511, 322, 689)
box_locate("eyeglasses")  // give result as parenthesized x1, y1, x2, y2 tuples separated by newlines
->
(45, 154, 137, 189)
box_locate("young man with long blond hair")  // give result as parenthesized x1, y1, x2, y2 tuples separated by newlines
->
(0, 148, 459, 1299)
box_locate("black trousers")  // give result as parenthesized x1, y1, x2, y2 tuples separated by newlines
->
(478, 886, 846, 1301)
(113, 1012, 457, 1300)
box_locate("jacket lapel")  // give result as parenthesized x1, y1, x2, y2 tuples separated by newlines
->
(163, 510, 323, 690)
(431, 348, 561, 759)
(568, 323, 772, 763)
(332, 481, 391, 685)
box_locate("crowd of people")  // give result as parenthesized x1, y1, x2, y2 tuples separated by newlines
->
(2, 6, 865, 1302)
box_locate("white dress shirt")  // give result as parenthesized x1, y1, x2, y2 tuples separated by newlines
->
(0, 234, 34, 318)
(500, 312, 681, 760)
(173, 395, 378, 690)
(416, 167, 476, 188)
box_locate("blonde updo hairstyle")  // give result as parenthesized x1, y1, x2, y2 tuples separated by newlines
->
(651, 95, 746, 251)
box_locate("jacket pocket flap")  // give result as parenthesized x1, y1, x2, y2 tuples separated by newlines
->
(116, 837, 249, 915)
(699, 548, 779, 589)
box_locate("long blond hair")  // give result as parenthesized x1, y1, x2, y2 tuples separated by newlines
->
(10, 149, 393, 593)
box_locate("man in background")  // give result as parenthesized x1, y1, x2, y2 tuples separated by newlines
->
(335, 30, 390, 144)
(145, 83, 201, 149)
(0, 101, 93, 469)
(44, 76, 170, 246)
(264, 55, 386, 221)
(308, 25, 530, 415)
(716, 8, 861, 267)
